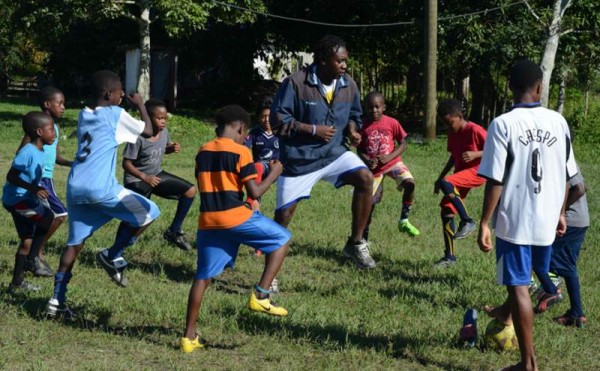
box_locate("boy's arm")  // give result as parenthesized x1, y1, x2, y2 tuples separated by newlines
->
(434, 156, 454, 193)
(379, 139, 407, 165)
(566, 181, 586, 209)
(126, 93, 153, 138)
(357, 150, 377, 170)
(244, 160, 283, 199)
(55, 145, 73, 167)
(6, 168, 48, 199)
(477, 180, 503, 252)
(122, 158, 160, 187)
(17, 134, 30, 153)
(461, 150, 483, 163)
(165, 142, 180, 154)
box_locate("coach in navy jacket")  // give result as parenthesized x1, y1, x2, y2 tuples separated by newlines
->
(269, 35, 377, 270)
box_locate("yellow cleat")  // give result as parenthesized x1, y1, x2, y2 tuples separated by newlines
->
(180, 335, 205, 353)
(247, 293, 288, 317)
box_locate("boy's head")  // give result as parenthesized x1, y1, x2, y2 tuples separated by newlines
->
(22, 111, 55, 145)
(39, 86, 65, 120)
(509, 59, 542, 98)
(145, 98, 168, 132)
(437, 99, 465, 133)
(365, 92, 386, 122)
(215, 105, 250, 143)
(92, 70, 124, 106)
(256, 98, 272, 131)
(314, 35, 348, 80)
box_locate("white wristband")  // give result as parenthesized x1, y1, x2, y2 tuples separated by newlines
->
(311, 125, 316, 136)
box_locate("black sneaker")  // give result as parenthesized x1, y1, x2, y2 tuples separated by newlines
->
(30, 257, 54, 277)
(96, 249, 129, 287)
(163, 229, 192, 251)
(7, 281, 41, 293)
(455, 220, 476, 239)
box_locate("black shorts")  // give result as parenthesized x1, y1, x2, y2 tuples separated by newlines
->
(125, 171, 194, 200)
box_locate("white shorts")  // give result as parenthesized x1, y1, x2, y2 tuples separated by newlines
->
(276, 151, 366, 210)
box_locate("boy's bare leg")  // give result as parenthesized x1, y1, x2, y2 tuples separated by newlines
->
(57, 243, 85, 273)
(274, 203, 298, 228)
(257, 243, 289, 295)
(36, 215, 66, 261)
(184, 279, 212, 340)
(508, 285, 538, 371)
(342, 168, 373, 242)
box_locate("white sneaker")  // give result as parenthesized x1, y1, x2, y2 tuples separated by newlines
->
(343, 239, 376, 269)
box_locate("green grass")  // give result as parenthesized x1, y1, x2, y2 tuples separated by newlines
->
(1, 97, 599, 370)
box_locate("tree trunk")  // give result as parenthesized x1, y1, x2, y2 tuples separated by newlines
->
(137, 0, 151, 102)
(424, 0, 438, 140)
(556, 69, 566, 114)
(540, 0, 571, 107)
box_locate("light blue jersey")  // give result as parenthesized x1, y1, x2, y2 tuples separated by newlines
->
(2, 143, 45, 206)
(67, 106, 144, 204)
(42, 123, 59, 179)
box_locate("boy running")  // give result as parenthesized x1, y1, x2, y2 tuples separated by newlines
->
(181, 105, 290, 353)
(123, 98, 196, 251)
(45, 70, 159, 318)
(18, 87, 72, 277)
(433, 99, 487, 267)
(478, 59, 577, 371)
(3, 112, 56, 292)
(357, 91, 420, 240)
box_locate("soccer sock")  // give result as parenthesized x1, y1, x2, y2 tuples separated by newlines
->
(535, 270, 558, 295)
(400, 202, 413, 221)
(27, 226, 49, 261)
(564, 275, 584, 317)
(12, 253, 27, 286)
(442, 216, 456, 259)
(107, 223, 138, 260)
(52, 271, 73, 304)
(170, 196, 194, 233)
(440, 179, 471, 222)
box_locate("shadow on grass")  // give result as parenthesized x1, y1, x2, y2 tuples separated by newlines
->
(0, 111, 25, 124)
(286, 242, 350, 266)
(236, 314, 471, 371)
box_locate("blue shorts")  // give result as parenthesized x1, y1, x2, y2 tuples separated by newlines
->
(495, 237, 551, 286)
(67, 186, 160, 246)
(550, 226, 587, 278)
(3, 199, 50, 238)
(195, 211, 291, 280)
(40, 177, 68, 217)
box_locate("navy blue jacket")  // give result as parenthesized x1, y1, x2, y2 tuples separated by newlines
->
(270, 63, 362, 176)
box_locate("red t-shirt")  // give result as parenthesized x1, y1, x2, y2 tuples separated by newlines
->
(358, 115, 407, 177)
(447, 121, 487, 172)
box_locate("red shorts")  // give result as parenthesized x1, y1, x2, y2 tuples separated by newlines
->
(439, 167, 486, 214)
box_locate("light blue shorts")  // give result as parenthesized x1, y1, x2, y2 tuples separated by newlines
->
(195, 211, 291, 280)
(495, 237, 551, 286)
(67, 186, 160, 246)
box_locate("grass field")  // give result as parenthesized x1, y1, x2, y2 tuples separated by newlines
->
(1, 98, 599, 370)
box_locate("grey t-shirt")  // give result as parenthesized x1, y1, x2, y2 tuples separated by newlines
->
(566, 168, 589, 228)
(123, 128, 170, 184)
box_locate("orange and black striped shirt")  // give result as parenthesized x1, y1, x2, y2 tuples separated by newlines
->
(195, 137, 257, 229)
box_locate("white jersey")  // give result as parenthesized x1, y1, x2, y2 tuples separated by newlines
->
(478, 105, 577, 245)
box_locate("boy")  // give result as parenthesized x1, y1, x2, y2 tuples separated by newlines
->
(18, 86, 72, 277)
(433, 99, 487, 267)
(357, 91, 419, 239)
(122, 98, 196, 251)
(3, 112, 56, 292)
(181, 105, 290, 353)
(45, 70, 160, 318)
(478, 59, 577, 371)
(533, 164, 588, 326)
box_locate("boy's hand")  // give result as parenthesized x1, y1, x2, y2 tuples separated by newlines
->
(269, 160, 283, 177)
(35, 187, 49, 200)
(168, 142, 181, 153)
(477, 224, 493, 253)
(365, 158, 378, 169)
(462, 151, 477, 163)
(345, 129, 362, 147)
(433, 179, 442, 194)
(378, 153, 395, 165)
(142, 174, 161, 187)
(556, 214, 567, 237)
(126, 93, 144, 107)
(315, 125, 336, 142)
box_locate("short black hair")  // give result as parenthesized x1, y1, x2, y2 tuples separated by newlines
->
(145, 98, 167, 115)
(437, 99, 463, 117)
(314, 35, 346, 64)
(365, 91, 385, 104)
(39, 86, 63, 110)
(215, 105, 250, 132)
(22, 111, 52, 138)
(509, 59, 543, 92)
(91, 70, 121, 99)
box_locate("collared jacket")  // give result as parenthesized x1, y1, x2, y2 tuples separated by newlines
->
(270, 63, 362, 176)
